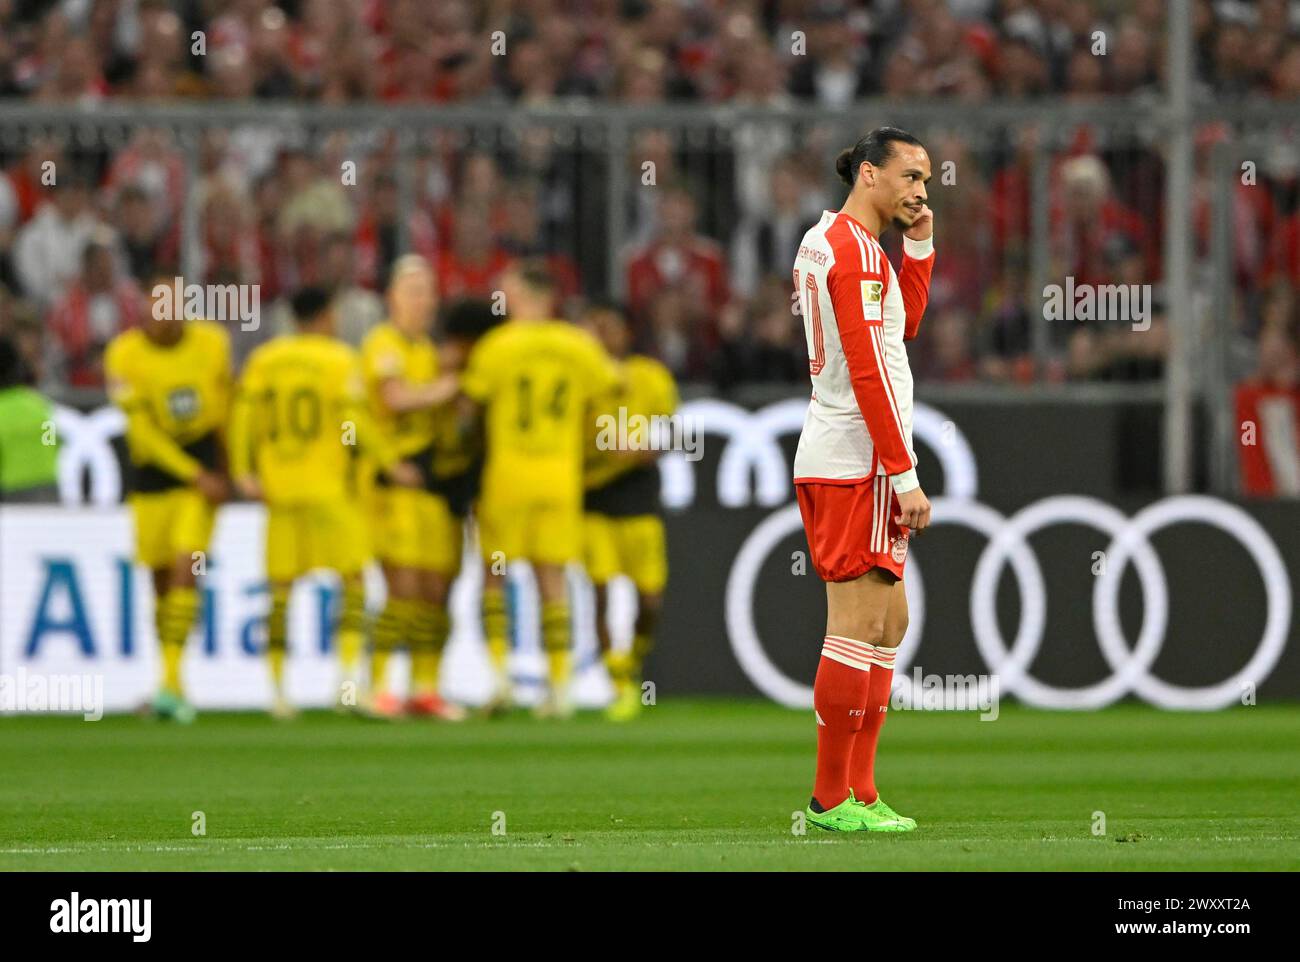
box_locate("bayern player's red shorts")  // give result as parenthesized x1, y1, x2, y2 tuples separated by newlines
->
(795, 475, 911, 583)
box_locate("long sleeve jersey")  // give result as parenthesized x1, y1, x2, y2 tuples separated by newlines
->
(792, 209, 935, 493)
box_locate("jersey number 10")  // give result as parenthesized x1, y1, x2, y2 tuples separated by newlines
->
(794, 269, 826, 375)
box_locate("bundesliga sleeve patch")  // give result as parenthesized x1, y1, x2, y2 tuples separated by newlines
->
(861, 279, 884, 322)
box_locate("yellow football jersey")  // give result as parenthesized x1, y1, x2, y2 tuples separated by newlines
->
(360, 321, 438, 459)
(585, 354, 679, 491)
(104, 320, 231, 488)
(462, 319, 621, 505)
(230, 333, 387, 505)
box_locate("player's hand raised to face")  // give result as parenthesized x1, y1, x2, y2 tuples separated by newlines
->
(895, 486, 931, 532)
(904, 204, 933, 241)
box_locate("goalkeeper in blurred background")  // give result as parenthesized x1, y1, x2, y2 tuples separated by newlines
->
(230, 287, 419, 719)
(105, 271, 231, 724)
(360, 256, 462, 719)
(581, 300, 678, 721)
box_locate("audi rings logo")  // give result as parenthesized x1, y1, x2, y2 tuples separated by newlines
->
(662, 398, 1292, 712)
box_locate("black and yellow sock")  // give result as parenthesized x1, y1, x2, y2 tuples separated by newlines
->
(267, 584, 290, 696)
(337, 581, 367, 679)
(429, 601, 450, 685)
(604, 649, 633, 696)
(630, 605, 659, 679)
(541, 600, 571, 690)
(409, 599, 438, 695)
(371, 597, 412, 695)
(158, 586, 199, 695)
(483, 586, 508, 674)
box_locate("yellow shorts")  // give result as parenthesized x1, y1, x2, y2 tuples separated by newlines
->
(372, 486, 462, 574)
(129, 488, 216, 571)
(266, 499, 367, 582)
(583, 513, 668, 593)
(478, 498, 581, 566)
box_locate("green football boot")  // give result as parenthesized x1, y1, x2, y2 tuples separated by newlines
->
(806, 790, 871, 832)
(151, 689, 196, 725)
(857, 795, 917, 832)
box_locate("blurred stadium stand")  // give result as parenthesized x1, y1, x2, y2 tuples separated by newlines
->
(0, 0, 1297, 497)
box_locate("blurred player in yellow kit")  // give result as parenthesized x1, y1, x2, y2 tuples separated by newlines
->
(105, 271, 231, 723)
(360, 256, 463, 719)
(581, 300, 678, 720)
(461, 262, 620, 717)
(230, 287, 419, 718)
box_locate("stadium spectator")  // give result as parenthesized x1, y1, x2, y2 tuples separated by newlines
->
(45, 240, 144, 389)
(786, 3, 873, 106)
(13, 172, 104, 311)
(199, 176, 260, 290)
(435, 200, 513, 301)
(1236, 324, 1300, 497)
(114, 185, 172, 285)
(103, 129, 186, 251)
(353, 170, 438, 293)
(732, 156, 817, 298)
(272, 231, 383, 348)
(626, 183, 729, 367)
(1049, 155, 1150, 290)
(500, 180, 580, 305)
(977, 260, 1038, 384)
(711, 279, 805, 389)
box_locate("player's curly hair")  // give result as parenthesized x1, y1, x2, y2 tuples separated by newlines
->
(836, 126, 924, 187)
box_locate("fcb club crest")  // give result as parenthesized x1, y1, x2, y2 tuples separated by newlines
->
(890, 534, 908, 563)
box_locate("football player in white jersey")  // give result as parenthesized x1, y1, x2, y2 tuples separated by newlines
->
(791, 126, 936, 833)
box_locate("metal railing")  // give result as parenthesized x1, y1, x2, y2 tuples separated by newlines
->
(2, 95, 1296, 496)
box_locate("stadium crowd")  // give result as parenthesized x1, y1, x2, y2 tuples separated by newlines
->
(0, 0, 1294, 415)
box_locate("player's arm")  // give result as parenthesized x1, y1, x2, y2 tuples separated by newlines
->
(376, 372, 460, 413)
(208, 328, 235, 491)
(826, 259, 921, 495)
(629, 365, 680, 468)
(227, 362, 263, 501)
(365, 337, 458, 414)
(105, 341, 205, 485)
(900, 206, 935, 342)
(343, 361, 420, 486)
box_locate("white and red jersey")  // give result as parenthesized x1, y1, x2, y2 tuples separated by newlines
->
(792, 209, 935, 494)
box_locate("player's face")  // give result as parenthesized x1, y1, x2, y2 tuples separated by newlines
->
(389, 269, 435, 335)
(584, 309, 629, 356)
(145, 280, 183, 344)
(318, 306, 338, 337)
(500, 271, 547, 319)
(876, 144, 931, 232)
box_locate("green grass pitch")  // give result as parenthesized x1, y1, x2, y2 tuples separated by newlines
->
(2, 699, 1298, 870)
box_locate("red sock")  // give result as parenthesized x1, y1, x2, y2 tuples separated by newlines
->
(848, 643, 897, 804)
(811, 635, 874, 809)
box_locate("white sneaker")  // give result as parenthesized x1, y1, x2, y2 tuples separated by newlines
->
(270, 694, 299, 720)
